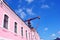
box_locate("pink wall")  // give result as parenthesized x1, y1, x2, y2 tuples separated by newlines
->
(0, 1, 40, 40)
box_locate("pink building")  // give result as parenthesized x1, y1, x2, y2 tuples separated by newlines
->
(0, 0, 40, 40)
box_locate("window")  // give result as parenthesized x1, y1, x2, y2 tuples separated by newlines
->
(29, 33, 30, 40)
(14, 22, 17, 33)
(21, 27, 23, 36)
(26, 30, 27, 38)
(3, 14, 9, 29)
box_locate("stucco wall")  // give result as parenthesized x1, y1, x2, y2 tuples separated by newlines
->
(0, 1, 40, 40)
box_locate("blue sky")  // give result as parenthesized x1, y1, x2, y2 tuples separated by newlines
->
(5, 0, 60, 40)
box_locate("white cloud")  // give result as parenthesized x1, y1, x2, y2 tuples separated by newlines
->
(15, 8, 26, 19)
(25, 0, 34, 4)
(15, 8, 36, 18)
(44, 27, 48, 31)
(57, 31, 60, 34)
(20, 12, 26, 18)
(26, 8, 35, 15)
(51, 34, 56, 37)
(40, 0, 50, 9)
(50, 33, 56, 39)
(16, 9, 23, 13)
(41, 4, 50, 8)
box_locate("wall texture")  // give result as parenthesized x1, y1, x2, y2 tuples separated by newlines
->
(0, 1, 40, 40)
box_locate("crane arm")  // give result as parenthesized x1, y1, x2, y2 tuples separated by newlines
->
(24, 16, 40, 28)
(29, 16, 40, 21)
(25, 16, 40, 22)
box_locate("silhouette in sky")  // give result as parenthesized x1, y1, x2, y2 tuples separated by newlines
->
(55, 37, 60, 40)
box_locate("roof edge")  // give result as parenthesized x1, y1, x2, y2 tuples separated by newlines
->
(3, 0, 31, 29)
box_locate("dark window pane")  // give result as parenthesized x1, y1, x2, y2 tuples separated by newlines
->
(14, 22, 17, 33)
(21, 27, 23, 36)
(26, 30, 27, 38)
(3, 14, 9, 29)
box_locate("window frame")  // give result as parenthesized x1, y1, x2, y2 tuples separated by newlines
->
(21, 27, 23, 36)
(26, 30, 27, 38)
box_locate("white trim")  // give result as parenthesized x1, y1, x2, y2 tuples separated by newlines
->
(0, 37, 12, 40)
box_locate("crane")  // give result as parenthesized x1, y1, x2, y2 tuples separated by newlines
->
(24, 16, 40, 40)
(24, 16, 40, 29)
